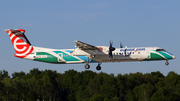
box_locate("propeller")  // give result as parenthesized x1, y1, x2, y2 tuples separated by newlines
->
(109, 41, 115, 58)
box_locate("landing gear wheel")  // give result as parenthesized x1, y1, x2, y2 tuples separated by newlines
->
(165, 61, 169, 66)
(96, 65, 101, 70)
(85, 64, 90, 69)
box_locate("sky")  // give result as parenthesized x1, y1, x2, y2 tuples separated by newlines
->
(0, 0, 179, 76)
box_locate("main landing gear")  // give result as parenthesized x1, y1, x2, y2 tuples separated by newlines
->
(85, 57, 91, 69)
(85, 64, 90, 69)
(165, 60, 169, 66)
(84, 63, 102, 71)
(84, 57, 102, 70)
(96, 63, 102, 70)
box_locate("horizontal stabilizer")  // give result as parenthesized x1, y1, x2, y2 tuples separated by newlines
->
(5, 29, 25, 33)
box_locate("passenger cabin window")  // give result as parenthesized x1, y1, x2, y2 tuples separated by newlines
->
(156, 49, 166, 52)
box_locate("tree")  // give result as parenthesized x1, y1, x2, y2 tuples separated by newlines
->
(0, 68, 180, 101)
(12, 71, 26, 78)
(133, 83, 154, 101)
(125, 89, 136, 101)
(90, 94, 104, 101)
(151, 71, 180, 101)
(116, 74, 128, 101)
(12, 77, 28, 100)
(75, 70, 97, 101)
(26, 75, 42, 100)
(62, 69, 80, 101)
(0, 70, 9, 80)
(1, 77, 15, 101)
(55, 73, 68, 101)
(41, 73, 57, 101)
(126, 72, 145, 89)
(29, 68, 42, 79)
(100, 73, 116, 100)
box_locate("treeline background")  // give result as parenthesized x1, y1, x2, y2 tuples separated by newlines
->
(0, 68, 180, 101)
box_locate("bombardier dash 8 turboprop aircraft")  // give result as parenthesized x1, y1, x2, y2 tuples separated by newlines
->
(6, 29, 176, 70)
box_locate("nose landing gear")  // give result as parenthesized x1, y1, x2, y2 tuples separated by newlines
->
(165, 60, 169, 66)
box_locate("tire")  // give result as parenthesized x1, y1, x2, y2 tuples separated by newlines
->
(85, 64, 90, 69)
(96, 65, 101, 70)
(165, 62, 169, 66)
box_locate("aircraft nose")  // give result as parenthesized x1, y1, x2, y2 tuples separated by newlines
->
(172, 55, 176, 59)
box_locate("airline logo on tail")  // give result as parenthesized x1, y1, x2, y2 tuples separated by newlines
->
(6, 29, 34, 58)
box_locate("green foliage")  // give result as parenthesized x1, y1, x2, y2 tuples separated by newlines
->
(133, 83, 154, 101)
(0, 69, 179, 101)
(12, 71, 25, 78)
(125, 89, 136, 101)
(90, 94, 104, 101)
(0, 70, 9, 80)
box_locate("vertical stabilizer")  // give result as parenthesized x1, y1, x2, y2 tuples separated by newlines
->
(6, 29, 34, 58)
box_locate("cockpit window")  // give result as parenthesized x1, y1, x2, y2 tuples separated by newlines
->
(156, 49, 166, 52)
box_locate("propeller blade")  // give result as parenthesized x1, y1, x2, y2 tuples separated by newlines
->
(109, 41, 115, 58)
(110, 41, 112, 47)
(120, 42, 123, 48)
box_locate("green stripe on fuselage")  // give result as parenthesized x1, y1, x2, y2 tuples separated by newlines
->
(151, 53, 164, 60)
(144, 53, 164, 61)
(158, 52, 173, 59)
(34, 52, 63, 63)
(53, 51, 80, 62)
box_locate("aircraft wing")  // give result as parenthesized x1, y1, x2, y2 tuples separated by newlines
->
(72, 41, 106, 56)
(74, 41, 98, 50)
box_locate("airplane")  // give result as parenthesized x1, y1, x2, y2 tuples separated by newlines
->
(5, 29, 176, 70)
